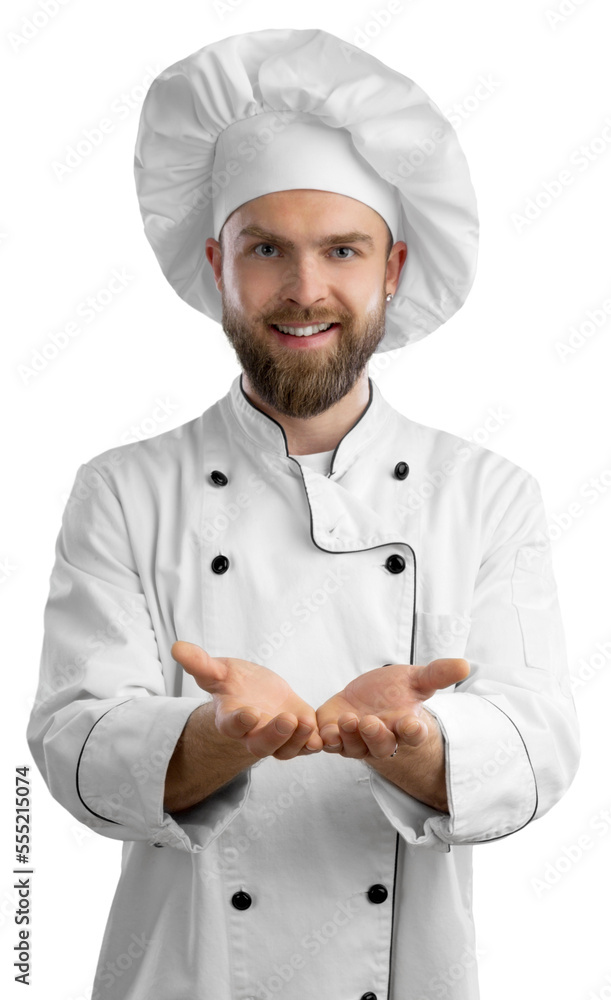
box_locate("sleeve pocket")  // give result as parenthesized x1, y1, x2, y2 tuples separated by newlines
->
(510, 546, 558, 670)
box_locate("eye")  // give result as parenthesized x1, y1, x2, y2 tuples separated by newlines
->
(330, 247, 357, 259)
(253, 244, 280, 257)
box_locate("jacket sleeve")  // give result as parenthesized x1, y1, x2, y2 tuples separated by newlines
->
(26, 462, 253, 853)
(368, 469, 580, 850)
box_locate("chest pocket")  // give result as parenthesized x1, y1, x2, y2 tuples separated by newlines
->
(414, 610, 472, 669)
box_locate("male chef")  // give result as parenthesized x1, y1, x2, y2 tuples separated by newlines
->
(27, 27, 580, 1000)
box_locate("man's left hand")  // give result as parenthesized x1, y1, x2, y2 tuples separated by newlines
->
(316, 658, 470, 759)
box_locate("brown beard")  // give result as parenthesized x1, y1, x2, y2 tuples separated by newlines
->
(220, 290, 388, 419)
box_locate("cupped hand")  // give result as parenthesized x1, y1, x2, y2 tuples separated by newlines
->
(316, 658, 470, 759)
(171, 641, 323, 760)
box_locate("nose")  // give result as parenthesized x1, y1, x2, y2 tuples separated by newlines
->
(278, 255, 329, 310)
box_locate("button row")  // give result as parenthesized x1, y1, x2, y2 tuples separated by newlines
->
(231, 883, 388, 910)
(209, 462, 410, 486)
(212, 553, 406, 575)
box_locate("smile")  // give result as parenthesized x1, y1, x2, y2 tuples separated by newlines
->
(271, 322, 335, 337)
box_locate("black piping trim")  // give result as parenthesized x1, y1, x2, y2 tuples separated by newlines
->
(328, 378, 374, 477)
(456, 696, 539, 844)
(386, 831, 400, 1000)
(386, 558, 415, 995)
(238, 372, 374, 478)
(75, 699, 133, 825)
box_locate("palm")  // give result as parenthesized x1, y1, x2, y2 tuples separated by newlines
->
(342, 663, 426, 718)
(316, 658, 470, 754)
(172, 641, 316, 735)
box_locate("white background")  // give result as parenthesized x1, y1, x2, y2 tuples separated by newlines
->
(1, 0, 610, 997)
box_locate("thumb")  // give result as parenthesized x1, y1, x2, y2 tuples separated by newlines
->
(171, 641, 227, 691)
(412, 658, 470, 698)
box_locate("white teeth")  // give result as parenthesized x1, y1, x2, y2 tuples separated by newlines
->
(273, 322, 334, 336)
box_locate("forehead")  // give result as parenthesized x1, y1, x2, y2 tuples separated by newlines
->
(222, 189, 388, 245)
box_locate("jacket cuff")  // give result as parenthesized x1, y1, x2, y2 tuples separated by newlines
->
(367, 767, 452, 852)
(421, 690, 537, 843)
(367, 691, 538, 848)
(76, 696, 253, 852)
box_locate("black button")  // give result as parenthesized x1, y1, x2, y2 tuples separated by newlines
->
(211, 555, 229, 574)
(385, 554, 405, 574)
(367, 884, 388, 904)
(394, 461, 409, 480)
(360, 994, 377, 1000)
(231, 891, 252, 910)
(210, 470, 228, 486)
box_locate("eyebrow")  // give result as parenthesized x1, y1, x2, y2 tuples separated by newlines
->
(236, 224, 375, 250)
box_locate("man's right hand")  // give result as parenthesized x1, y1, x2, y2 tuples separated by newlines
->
(171, 641, 323, 760)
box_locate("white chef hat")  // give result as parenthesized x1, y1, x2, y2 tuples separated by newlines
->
(134, 27, 479, 353)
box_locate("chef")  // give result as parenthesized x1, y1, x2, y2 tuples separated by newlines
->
(27, 27, 580, 1000)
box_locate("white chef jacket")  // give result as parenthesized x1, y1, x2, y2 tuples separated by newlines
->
(27, 373, 580, 1000)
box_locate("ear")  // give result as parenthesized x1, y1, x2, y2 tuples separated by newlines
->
(385, 241, 408, 293)
(205, 238, 223, 292)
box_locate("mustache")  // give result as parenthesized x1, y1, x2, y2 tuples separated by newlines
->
(265, 315, 344, 325)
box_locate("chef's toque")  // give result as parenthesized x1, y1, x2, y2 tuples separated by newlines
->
(134, 27, 479, 353)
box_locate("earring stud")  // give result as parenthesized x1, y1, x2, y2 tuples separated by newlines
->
(386, 293, 393, 301)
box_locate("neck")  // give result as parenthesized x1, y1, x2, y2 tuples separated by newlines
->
(241, 371, 371, 455)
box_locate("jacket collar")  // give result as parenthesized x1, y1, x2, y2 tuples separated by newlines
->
(225, 372, 393, 478)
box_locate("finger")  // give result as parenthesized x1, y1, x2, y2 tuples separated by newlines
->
(411, 658, 470, 698)
(319, 725, 343, 752)
(171, 642, 227, 692)
(245, 713, 299, 760)
(215, 705, 261, 741)
(396, 713, 429, 749)
(358, 716, 398, 759)
(275, 720, 322, 760)
(338, 714, 369, 759)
